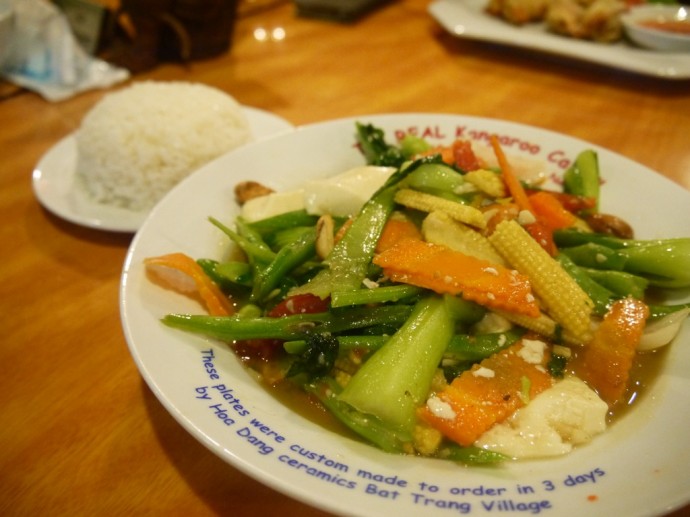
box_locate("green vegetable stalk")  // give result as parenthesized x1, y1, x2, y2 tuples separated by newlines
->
(555, 244, 690, 321)
(337, 295, 455, 440)
(563, 150, 600, 214)
(555, 229, 690, 288)
(289, 157, 433, 299)
(401, 161, 467, 201)
(209, 216, 275, 265)
(251, 227, 316, 302)
(306, 378, 411, 453)
(330, 285, 422, 308)
(444, 328, 525, 362)
(162, 304, 413, 342)
(247, 209, 319, 238)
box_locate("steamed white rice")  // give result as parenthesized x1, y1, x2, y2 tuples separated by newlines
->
(75, 81, 252, 211)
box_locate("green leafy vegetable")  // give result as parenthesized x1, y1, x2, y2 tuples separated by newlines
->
(355, 122, 405, 167)
(287, 333, 339, 380)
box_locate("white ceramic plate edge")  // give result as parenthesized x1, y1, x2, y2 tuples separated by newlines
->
(121, 113, 690, 517)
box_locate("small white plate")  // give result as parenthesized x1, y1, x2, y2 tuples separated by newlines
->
(429, 0, 690, 79)
(621, 5, 690, 53)
(121, 113, 690, 517)
(32, 107, 294, 233)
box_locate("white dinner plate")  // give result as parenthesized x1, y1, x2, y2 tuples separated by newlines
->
(429, 0, 690, 80)
(32, 107, 294, 233)
(121, 113, 690, 517)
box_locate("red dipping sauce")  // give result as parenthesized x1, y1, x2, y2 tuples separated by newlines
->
(639, 18, 690, 35)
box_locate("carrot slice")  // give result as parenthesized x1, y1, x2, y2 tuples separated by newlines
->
(419, 339, 554, 447)
(527, 189, 596, 214)
(373, 239, 539, 317)
(528, 191, 577, 231)
(490, 136, 557, 255)
(572, 297, 649, 406)
(376, 216, 422, 253)
(490, 135, 533, 212)
(144, 252, 234, 316)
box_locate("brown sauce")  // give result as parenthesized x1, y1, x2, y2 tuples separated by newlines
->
(242, 339, 672, 452)
(569, 345, 669, 424)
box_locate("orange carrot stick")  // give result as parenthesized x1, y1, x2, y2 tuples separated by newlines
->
(418, 339, 554, 447)
(144, 252, 234, 316)
(490, 136, 557, 255)
(490, 135, 533, 212)
(373, 239, 540, 317)
(572, 297, 649, 407)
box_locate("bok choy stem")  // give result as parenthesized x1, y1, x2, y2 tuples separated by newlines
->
(337, 295, 455, 438)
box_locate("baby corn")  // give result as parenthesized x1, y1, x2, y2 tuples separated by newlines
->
(494, 310, 584, 347)
(394, 188, 486, 229)
(422, 211, 507, 266)
(463, 169, 506, 198)
(489, 219, 594, 343)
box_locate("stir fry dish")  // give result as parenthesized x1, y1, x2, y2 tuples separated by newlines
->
(144, 123, 690, 464)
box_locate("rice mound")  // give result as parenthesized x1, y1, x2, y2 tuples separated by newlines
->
(75, 81, 252, 211)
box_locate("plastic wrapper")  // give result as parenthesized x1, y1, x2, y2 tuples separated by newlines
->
(0, 0, 129, 102)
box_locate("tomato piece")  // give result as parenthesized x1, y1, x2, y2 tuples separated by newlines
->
(452, 139, 480, 172)
(268, 293, 330, 317)
(525, 221, 557, 256)
(234, 339, 281, 362)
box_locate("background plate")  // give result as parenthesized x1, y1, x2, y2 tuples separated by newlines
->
(429, 0, 690, 79)
(121, 113, 690, 517)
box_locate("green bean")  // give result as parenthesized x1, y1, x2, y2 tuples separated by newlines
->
(582, 268, 648, 299)
(209, 217, 275, 264)
(214, 261, 252, 286)
(330, 285, 422, 308)
(444, 328, 525, 362)
(252, 228, 317, 302)
(402, 162, 466, 197)
(267, 226, 314, 251)
(247, 209, 319, 237)
(162, 304, 413, 342)
(559, 243, 627, 271)
(196, 258, 250, 291)
(284, 335, 388, 355)
(440, 444, 508, 465)
(556, 254, 615, 316)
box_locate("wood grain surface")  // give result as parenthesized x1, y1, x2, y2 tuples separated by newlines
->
(2, 1, 689, 515)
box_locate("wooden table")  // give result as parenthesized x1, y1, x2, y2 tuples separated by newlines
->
(2, 1, 689, 515)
